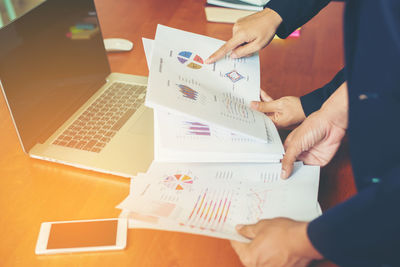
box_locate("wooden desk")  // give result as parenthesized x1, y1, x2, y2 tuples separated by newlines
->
(0, 0, 356, 266)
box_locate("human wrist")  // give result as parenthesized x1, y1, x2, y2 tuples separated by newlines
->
(291, 222, 323, 260)
(293, 97, 306, 121)
(320, 82, 348, 130)
(262, 8, 283, 32)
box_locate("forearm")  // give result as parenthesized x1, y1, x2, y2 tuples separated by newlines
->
(319, 81, 348, 129)
(292, 222, 323, 261)
(300, 68, 346, 116)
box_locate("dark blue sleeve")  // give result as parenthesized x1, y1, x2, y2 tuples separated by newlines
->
(300, 68, 345, 116)
(308, 1, 400, 266)
(307, 165, 400, 266)
(265, 0, 332, 38)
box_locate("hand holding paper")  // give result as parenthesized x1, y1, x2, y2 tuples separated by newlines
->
(117, 26, 323, 244)
(251, 90, 306, 129)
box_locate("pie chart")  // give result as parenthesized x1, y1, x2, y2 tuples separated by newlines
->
(163, 174, 194, 191)
(177, 51, 203, 69)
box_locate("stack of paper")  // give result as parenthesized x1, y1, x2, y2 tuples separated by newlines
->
(143, 25, 284, 163)
(116, 25, 322, 241)
(207, 0, 267, 12)
(118, 162, 322, 242)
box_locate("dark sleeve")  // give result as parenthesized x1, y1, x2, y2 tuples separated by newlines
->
(265, 0, 332, 38)
(308, 0, 400, 266)
(307, 165, 400, 266)
(300, 68, 346, 116)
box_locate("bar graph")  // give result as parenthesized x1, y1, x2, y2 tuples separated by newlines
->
(184, 121, 211, 136)
(220, 93, 255, 123)
(178, 84, 198, 100)
(180, 189, 232, 232)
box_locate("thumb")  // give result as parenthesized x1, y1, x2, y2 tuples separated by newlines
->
(260, 90, 273, 102)
(230, 40, 259, 59)
(250, 100, 280, 113)
(281, 133, 302, 179)
(206, 35, 244, 64)
(236, 224, 257, 239)
(281, 148, 297, 179)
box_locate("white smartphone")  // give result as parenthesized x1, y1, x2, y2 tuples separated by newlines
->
(35, 218, 127, 255)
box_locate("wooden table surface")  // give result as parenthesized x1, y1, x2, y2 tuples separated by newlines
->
(0, 0, 356, 266)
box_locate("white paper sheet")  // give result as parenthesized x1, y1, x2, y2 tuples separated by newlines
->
(117, 162, 321, 242)
(145, 25, 271, 142)
(154, 110, 283, 162)
(142, 37, 154, 69)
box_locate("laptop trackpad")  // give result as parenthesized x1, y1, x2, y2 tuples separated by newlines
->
(128, 108, 153, 135)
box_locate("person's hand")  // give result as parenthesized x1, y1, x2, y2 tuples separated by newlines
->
(205, 8, 283, 64)
(251, 90, 306, 129)
(281, 82, 348, 179)
(231, 218, 322, 267)
(281, 110, 346, 179)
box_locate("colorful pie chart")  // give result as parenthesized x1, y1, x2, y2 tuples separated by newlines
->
(163, 174, 194, 191)
(177, 51, 203, 69)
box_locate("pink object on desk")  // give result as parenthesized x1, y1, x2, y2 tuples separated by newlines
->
(288, 29, 301, 38)
(273, 28, 301, 40)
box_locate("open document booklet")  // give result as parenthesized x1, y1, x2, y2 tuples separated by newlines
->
(117, 25, 322, 242)
(142, 27, 283, 163)
(146, 25, 276, 144)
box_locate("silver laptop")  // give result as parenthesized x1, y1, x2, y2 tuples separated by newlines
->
(0, 0, 153, 177)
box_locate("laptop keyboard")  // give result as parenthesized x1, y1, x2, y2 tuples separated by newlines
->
(52, 82, 146, 153)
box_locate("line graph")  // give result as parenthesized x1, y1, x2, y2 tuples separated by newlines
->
(247, 188, 272, 222)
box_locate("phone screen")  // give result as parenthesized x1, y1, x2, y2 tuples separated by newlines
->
(46, 219, 118, 249)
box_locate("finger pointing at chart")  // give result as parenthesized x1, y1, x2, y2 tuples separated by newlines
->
(205, 35, 248, 64)
(205, 8, 283, 64)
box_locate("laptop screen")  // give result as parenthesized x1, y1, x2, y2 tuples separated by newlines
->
(0, 0, 110, 152)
